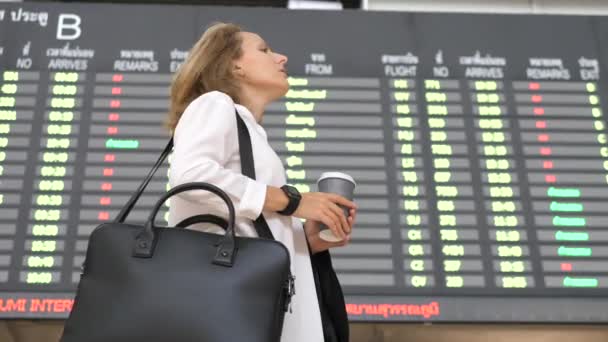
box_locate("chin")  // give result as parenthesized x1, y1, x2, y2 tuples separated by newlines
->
(270, 80, 290, 100)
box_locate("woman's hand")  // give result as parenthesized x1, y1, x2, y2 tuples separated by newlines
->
(293, 192, 357, 241)
(304, 208, 357, 254)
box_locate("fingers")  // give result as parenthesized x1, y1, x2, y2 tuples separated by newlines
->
(320, 211, 345, 240)
(340, 235, 350, 246)
(321, 193, 354, 233)
(296, 192, 355, 242)
(326, 193, 357, 210)
(348, 208, 357, 227)
(327, 205, 346, 240)
(324, 207, 347, 240)
(327, 202, 350, 235)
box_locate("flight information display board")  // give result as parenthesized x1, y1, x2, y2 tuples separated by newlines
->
(0, 2, 608, 322)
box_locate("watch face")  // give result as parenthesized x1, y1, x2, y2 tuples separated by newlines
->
(285, 185, 300, 198)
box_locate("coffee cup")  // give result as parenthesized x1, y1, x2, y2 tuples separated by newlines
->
(316, 172, 356, 242)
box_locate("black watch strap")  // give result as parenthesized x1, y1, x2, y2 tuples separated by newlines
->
(277, 185, 301, 216)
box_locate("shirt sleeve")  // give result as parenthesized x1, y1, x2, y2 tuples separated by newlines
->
(168, 91, 267, 220)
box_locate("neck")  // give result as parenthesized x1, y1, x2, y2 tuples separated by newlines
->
(238, 87, 269, 123)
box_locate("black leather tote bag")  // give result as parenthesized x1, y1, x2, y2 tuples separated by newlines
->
(61, 112, 294, 342)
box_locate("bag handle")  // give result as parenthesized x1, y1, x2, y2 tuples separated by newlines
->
(133, 182, 239, 267)
(176, 214, 228, 230)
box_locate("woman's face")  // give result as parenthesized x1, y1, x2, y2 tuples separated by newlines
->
(234, 32, 289, 99)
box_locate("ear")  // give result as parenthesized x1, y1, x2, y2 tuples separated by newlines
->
(234, 64, 245, 77)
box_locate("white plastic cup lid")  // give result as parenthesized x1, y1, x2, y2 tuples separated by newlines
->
(317, 172, 356, 186)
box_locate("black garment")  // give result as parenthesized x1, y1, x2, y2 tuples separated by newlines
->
(310, 250, 349, 342)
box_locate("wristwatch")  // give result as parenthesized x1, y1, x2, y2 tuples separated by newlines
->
(277, 185, 302, 216)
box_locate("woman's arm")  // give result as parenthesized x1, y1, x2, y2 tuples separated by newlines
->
(263, 186, 289, 212)
(263, 186, 356, 241)
(171, 91, 356, 237)
(170, 91, 267, 220)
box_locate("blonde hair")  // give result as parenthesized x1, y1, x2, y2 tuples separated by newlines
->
(164, 22, 243, 132)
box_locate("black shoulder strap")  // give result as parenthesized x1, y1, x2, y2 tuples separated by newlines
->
(115, 138, 173, 223)
(115, 109, 275, 240)
(235, 110, 275, 240)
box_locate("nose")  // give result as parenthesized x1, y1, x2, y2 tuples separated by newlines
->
(275, 52, 288, 65)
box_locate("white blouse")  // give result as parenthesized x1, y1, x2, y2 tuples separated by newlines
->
(168, 91, 324, 342)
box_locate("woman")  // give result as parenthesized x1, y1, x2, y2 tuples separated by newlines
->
(165, 22, 357, 342)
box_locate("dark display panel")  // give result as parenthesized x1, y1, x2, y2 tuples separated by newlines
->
(0, 2, 608, 322)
